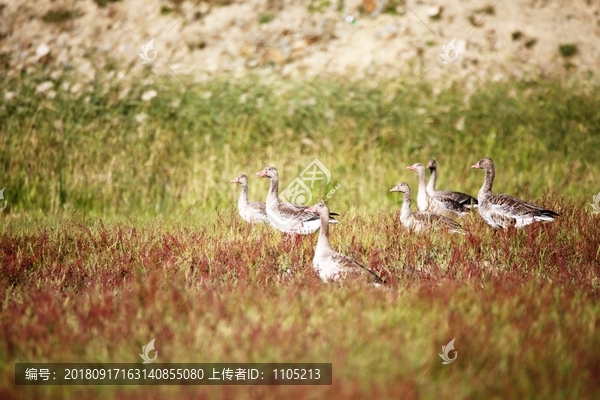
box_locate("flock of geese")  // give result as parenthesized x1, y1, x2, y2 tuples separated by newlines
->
(231, 158, 559, 283)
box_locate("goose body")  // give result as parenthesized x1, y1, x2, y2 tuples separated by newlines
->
(307, 202, 383, 283)
(471, 158, 559, 229)
(390, 182, 464, 233)
(427, 159, 478, 210)
(408, 163, 469, 217)
(231, 174, 269, 223)
(256, 166, 338, 235)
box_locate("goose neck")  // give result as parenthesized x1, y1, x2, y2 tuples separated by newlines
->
(316, 211, 330, 252)
(401, 191, 412, 221)
(239, 183, 249, 207)
(267, 176, 280, 204)
(479, 166, 495, 200)
(427, 168, 437, 194)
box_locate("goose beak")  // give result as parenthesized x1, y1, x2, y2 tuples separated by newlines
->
(230, 178, 238, 183)
(426, 162, 433, 169)
(390, 186, 399, 192)
(306, 205, 316, 213)
(407, 165, 415, 171)
(471, 162, 480, 169)
(256, 170, 267, 177)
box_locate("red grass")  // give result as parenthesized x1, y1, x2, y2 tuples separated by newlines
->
(1, 197, 599, 398)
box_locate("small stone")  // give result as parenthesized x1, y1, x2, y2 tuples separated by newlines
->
(427, 6, 443, 20)
(363, 0, 383, 16)
(36, 43, 50, 59)
(376, 24, 398, 40)
(264, 48, 287, 65)
(345, 15, 359, 26)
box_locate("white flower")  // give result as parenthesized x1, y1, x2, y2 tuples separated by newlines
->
(135, 113, 148, 123)
(141, 90, 157, 101)
(70, 83, 82, 94)
(36, 81, 54, 94)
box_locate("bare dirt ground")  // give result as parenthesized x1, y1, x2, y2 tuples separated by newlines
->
(1, 0, 599, 86)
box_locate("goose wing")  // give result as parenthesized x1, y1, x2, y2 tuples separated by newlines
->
(330, 252, 384, 284)
(277, 202, 317, 222)
(413, 211, 464, 233)
(432, 196, 470, 215)
(279, 203, 339, 223)
(239, 201, 269, 223)
(436, 190, 478, 208)
(249, 201, 266, 213)
(488, 194, 559, 220)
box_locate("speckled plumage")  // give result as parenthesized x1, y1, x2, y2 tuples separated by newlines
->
(408, 162, 470, 217)
(231, 174, 269, 224)
(427, 159, 478, 211)
(307, 201, 383, 284)
(471, 158, 559, 229)
(390, 182, 464, 234)
(256, 166, 338, 235)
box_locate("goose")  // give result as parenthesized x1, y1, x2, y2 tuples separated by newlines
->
(306, 201, 384, 283)
(390, 182, 464, 233)
(408, 163, 469, 217)
(426, 159, 478, 209)
(256, 166, 338, 234)
(471, 158, 559, 229)
(230, 174, 269, 223)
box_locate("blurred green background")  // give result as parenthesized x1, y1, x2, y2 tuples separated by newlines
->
(0, 72, 600, 219)
(1, 73, 598, 221)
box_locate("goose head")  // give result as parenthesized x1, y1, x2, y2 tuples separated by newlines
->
(306, 201, 329, 216)
(471, 158, 494, 170)
(390, 182, 410, 194)
(230, 174, 248, 184)
(407, 163, 426, 175)
(426, 159, 437, 170)
(256, 166, 278, 179)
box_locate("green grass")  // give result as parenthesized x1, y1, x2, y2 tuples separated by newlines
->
(258, 12, 275, 24)
(559, 44, 578, 58)
(92, 0, 120, 8)
(1, 72, 600, 398)
(1, 73, 599, 221)
(41, 8, 81, 24)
